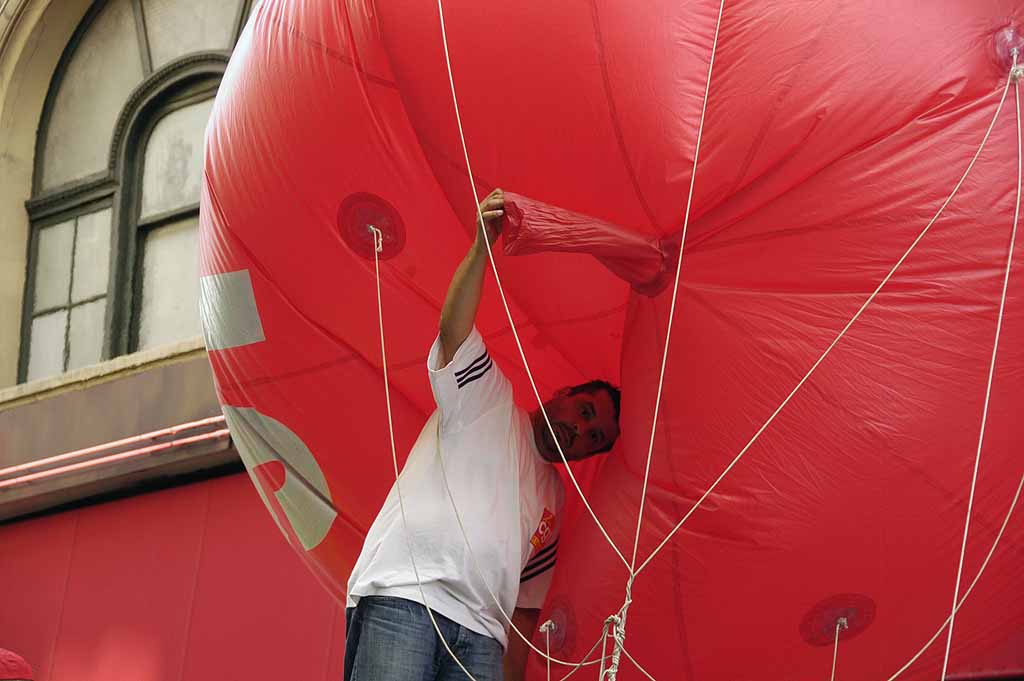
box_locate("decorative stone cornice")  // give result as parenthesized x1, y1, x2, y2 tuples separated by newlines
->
(108, 51, 229, 171)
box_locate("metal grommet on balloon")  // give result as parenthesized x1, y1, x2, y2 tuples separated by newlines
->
(338, 192, 406, 260)
(543, 596, 577, 654)
(799, 593, 876, 646)
(993, 23, 1024, 73)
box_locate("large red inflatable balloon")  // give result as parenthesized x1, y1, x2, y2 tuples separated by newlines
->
(199, 1, 1024, 678)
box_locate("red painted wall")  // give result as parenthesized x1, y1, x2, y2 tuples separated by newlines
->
(0, 473, 346, 681)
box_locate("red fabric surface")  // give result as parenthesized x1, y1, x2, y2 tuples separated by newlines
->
(199, 1, 1024, 679)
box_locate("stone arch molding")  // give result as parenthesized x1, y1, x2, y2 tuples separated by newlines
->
(108, 52, 228, 178)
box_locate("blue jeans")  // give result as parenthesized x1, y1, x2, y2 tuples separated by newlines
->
(344, 596, 504, 681)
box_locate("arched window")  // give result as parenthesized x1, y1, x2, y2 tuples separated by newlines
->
(19, 0, 255, 383)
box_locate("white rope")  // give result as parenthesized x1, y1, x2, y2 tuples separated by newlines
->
(598, 617, 614, 680)
(830, 622, 840, 681)
(435, 0, 630, 571)
(598, 577, 636, 681)
(830, 618, 848, 681)
(885, 471, 1024, 681)
(369, 226, 481, 681)
(620, 645, 658, 681)
(595, 483, 1024, 681)
(556, 630, 612, 681)
(938, 53, 1022, 681)
(540, 620, 555, 681)
(629, 0, 727, 574)
(609, 609, 626, 679)
(610, 1, 727, 674)
(634, 60, 1019, 579)
(616, 493, 1024, 681)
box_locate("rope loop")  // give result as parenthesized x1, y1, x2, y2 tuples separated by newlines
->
(601, 579, 636, 681)
(367, 225, 383, 253)
(540, 620, 555, 681)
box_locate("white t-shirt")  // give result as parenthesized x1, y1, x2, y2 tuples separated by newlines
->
(346, 327, 565, 650)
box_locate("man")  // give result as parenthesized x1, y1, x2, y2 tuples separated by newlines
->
(344, 188, 622, 681)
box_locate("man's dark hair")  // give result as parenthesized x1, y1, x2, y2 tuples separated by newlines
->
(567, 379, 622, 453)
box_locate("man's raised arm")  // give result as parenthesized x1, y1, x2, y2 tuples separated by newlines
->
(439, 188, 505, 365)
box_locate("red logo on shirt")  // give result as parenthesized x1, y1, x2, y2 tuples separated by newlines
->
(530, 508, 556, 550)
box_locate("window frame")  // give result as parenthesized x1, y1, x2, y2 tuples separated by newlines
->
(124, 80, 220, 353)
(20, 197, 115, 380)
(18, 0, 253, 383)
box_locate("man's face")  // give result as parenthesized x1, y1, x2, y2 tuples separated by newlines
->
(532, 388, 621, 462)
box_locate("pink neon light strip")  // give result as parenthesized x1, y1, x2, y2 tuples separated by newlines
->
(0, 429, 232, 490)
(0, 415, 227, 479)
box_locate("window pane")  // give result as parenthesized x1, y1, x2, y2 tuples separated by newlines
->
(137, 217, 202, 350)
(140, 98, 215, 219)
(68, 299, 107, 371)
(143, 0, 243, 70)
(27, 310, 68, 382)
(41, 0, 144, 189)
(71, 208, 113, 303)
(34, 220, 74, 311)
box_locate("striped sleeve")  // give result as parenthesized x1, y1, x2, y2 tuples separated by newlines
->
(520, 539, 558, 584)
(427, 327, 512, 431)
(516, 517, 560, 609)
